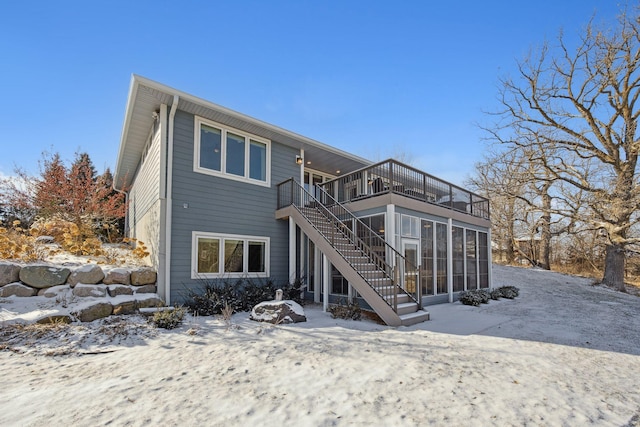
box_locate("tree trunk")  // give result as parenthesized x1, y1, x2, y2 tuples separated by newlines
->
(538, 190, 552, 270)
(603, 244, 626, 292)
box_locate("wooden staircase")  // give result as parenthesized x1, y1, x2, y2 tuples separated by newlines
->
(276, 179, 429, 326)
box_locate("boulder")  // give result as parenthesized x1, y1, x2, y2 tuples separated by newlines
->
(67, 264, 104, 286)
(112, 300, 138, 315)
(107, 284, 134, 297)
(0, 282, 37, 297)
(134, 284, 156, 294)
(72, 284, 107, 298)
(38, 285, 70, 298)
(103, 268, 131, 285)
(0, 262, 21, 286)
(36, 314, 72, 324)
(136, 296, 165, 309)
(250, 300, 306, 324)
(73, 302, 113, 322)
(130, 268, 156, 286)
(19, 265, 71, 289)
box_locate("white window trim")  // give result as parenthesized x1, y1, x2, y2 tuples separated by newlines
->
(194, 116, 271, 187)
(191, 231, 270, 279)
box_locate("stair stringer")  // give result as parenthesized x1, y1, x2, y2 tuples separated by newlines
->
(282, 205, 403, 326)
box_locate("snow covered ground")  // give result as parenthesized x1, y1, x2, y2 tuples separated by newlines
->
(1, 264, 639, 426)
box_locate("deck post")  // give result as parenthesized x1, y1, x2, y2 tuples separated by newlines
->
(322, 253, 330, 312)
(447, 218, 454, 303)
(289, 218, 296, 283)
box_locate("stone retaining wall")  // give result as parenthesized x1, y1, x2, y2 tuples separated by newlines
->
(0, 261, 164, 323)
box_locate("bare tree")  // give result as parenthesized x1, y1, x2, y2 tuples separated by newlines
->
(468, 148, 529, 265)
(487, 10, 640, 291)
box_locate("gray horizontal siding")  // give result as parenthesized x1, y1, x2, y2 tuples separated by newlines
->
(130, 129, 161, 223)
(169, 109, 299, 303)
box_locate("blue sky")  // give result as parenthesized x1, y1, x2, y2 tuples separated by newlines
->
(0, 0, 625, 186)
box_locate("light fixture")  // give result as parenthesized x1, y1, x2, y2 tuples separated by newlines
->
(296, 155, 303, 165)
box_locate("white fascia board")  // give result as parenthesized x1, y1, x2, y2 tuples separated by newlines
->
(114, 75, 140, 190)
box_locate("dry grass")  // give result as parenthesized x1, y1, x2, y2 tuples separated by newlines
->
(0, 321, 71, 352)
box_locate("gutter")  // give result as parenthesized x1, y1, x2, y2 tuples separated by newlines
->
(165, 95, 179, 305)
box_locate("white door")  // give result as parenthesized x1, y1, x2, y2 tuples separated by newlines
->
(402, 239, 420, 293)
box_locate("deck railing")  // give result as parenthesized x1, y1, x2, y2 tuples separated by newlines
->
(318, 159, 490, 220)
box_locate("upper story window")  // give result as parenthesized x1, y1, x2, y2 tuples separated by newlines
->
(194, 117, 270, 186)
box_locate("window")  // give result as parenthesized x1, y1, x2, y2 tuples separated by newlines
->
(436, 223, 448, 294)
(192, 232, 269, 278)
(226, 133, 245, 176)
(421, 220, 434, 296)
(331, 264, 349, 295)
(466, 229, 477, 290)
(401, 215, 420, 238)
(197, 237, 219, 273)
(194, 117, 270, 186)
(199, 124, 222, 171)
(452, 226, 464, 292)
(478, 232, 489, 288)
(357, 214, 386, 260)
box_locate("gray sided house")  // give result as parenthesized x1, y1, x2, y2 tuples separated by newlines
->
(115, 75, 492, 326)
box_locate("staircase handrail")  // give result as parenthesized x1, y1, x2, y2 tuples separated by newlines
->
(316, 185, 422, 306)
(278, 178, 420, 307)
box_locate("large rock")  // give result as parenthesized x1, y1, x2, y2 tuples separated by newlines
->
(112, 300, 138, 315)
(250, 300, 307, 324)
(136, 296, 165, 309)
(36, 314, 72, 324)
(134, 284, 156, 294)
(38, 285, 70, 298)
(130, 268, 156, 286)
(72, 284, 107, 298)
(107, 284, 134, 297)
(0, 262, 21, 286)
(73, 302, 113, 322)
(19, 265, 71, 289)
(103, 268, 131, 285)
(67, 264, 105, 287)
(0, 282, 37, 297)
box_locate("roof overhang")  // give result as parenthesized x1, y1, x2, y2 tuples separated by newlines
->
(114, 75, 371, 189)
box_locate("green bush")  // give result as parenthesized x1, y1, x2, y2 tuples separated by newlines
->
(490, 285, 520, 299)
(183, 277, 305, 316)
(151, 306, 185, 329)
(458, 289, 490, 306)
(328, 299, 362, 320)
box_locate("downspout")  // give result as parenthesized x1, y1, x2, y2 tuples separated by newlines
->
(165, 95, 179, 305)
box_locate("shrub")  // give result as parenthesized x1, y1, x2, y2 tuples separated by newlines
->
(491, 285, 520, 299)
(328, 299, 362, 320)
(183, 277, 305, 316)
(122, 237, 150, 260)
(458, 289, 491, 306)
(0, 222, 47, 261)
(151, 306, 185, 329)
(30, 216, 104, 257)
